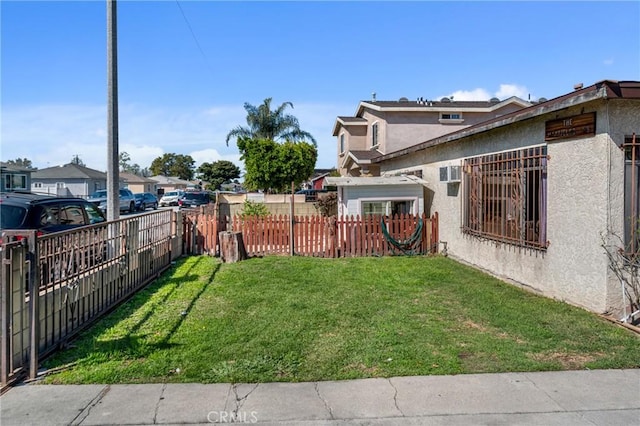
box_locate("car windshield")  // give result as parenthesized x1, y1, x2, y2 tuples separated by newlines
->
(184, 193, 207, 200)
(0, 205, 27, 229)
(164, 192, 178, 197)
(135, 194, 144, 200)
(90, 190, 107, 198)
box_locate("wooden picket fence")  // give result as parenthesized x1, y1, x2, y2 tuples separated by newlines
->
(183, 212, 439, 258)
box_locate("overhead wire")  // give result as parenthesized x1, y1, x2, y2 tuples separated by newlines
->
(174, 0, 216, 79)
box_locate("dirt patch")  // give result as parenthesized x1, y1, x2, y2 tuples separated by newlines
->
(343, 362, 381, 375)
(528, 351, 603, 369)
(463, 320, 489, 332)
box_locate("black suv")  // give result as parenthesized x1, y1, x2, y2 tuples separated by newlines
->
(178, 191, 212, 209)
(0, 192, 106, 242)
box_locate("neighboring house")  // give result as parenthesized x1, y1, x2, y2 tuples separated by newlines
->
(324, 175, 427, 217)
(148, 176, 192, 195)
(367, 79, 640, 319)
(120, 172, 158, 194)
(333, 96, 532, 177)
(310, 173, 330, 191)
(0, 163, 33, 192)
(30, 163, 121, 198)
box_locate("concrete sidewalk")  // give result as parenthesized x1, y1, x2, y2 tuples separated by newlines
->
(1, 369, 638, 425)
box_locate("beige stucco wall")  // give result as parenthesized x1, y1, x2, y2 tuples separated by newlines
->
(379, 99, 640, 316)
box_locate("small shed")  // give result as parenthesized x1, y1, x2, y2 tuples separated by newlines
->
(324, 175, 429, 217)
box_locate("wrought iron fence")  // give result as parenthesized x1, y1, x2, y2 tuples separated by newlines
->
(1, 210, 180, 390)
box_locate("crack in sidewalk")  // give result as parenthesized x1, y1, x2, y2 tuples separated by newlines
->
(314, 382, 334, 420)
(152, 383, 167, 424)
(387, 378, 405, 417)
(70, 384, 111, 425)
(231, 383, 259, 416)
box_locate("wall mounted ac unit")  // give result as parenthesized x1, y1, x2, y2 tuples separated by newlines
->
(439, 165, 461, 183)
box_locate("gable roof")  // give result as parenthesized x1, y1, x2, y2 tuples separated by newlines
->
(31, 163, 107, 180)
(374, 80, 640, 163)
(341, 150, 383, 169)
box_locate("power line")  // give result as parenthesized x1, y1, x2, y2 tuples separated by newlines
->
(174, 0, 216, 78)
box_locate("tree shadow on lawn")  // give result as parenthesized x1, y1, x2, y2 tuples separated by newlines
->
(44, 257, 221, 370)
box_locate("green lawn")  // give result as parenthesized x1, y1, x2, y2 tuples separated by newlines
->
(41, 255, 640, 384)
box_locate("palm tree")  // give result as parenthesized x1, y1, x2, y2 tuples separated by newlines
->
(225, 98, 317, 146)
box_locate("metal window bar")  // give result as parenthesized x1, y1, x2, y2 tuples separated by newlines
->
(463, 146, 548, 250)
(623, 133, 639, 254)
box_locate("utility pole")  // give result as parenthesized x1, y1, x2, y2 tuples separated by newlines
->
(106, 0, 119, 221)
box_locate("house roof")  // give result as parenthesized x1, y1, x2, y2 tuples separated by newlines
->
(149, 175, 193, 186)
(373, 80, 640, 163)
(0, 162, 34, 173)
(341, 150, 383, 169)
(332, 117, 368, 136)
(311, 173, 330, 183)
(31, 163, 107, 180)
(120, 172, 157, 184)
(333, 97, 532, 136)
(324, 175, 429, 187)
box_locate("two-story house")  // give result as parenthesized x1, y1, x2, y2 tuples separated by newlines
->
(333, 96, 532, 177)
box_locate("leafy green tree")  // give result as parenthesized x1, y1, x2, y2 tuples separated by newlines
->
(119, 151, 145, 176)
(149, 153, 195, 180)
(5, 158, 34, 169)
(238, 138, 317, 192)
(225, 98, 317, 147)
(197, 160, 241, 191)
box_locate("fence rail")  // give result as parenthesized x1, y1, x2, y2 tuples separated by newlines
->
(183, 212, 439, 258)
(1, 210, 179, 390)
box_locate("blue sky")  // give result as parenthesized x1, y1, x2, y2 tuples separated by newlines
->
(2, 1, 639, 173)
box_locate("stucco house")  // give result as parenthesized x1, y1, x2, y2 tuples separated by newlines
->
(333, 96, 532, 177)
(120, 172, 158, 194)
(30, 163, 118, 198)
(0, 163, 33, 192)
(365, 80, 640, 320)
(148, 175, 192, 195)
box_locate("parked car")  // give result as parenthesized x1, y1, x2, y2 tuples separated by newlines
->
(134, 192, 159, 211)
(87, 188, 137, 213)
(295, 189, 328, 202)
(159, 190, 184, 207)
(0, 191, 106, 243)
(178, 191, 211, 209)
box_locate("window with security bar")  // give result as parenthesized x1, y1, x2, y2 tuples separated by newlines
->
(463, 146, 548, 250)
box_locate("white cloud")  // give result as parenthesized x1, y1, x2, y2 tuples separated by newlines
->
(1, 101, 344, 173)
(603, 58, 614, 66)
(495, 84, 529, 100)
(438, 83, 533, 102)
(445, 88, 492, 101)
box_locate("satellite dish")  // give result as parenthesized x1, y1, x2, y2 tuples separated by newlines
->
(538, 97, 548, 103)
(490, 97, 500, 102)
(399, 97, 409, 102)
(440, 97, 451, 102)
